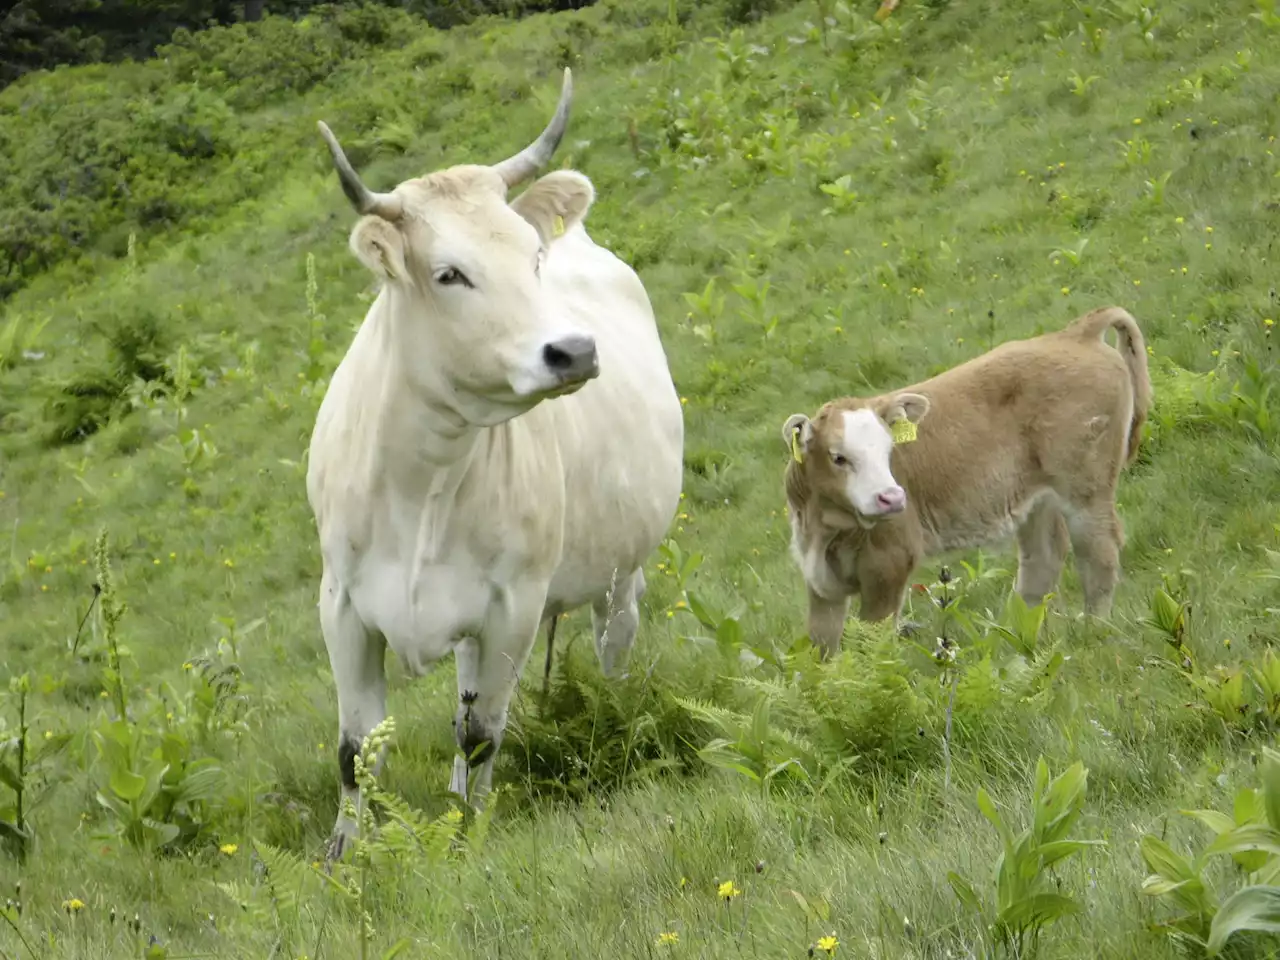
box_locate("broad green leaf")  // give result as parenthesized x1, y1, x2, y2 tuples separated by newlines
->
(0, 761, 20, 793)
(110, 767, 147, 802)
(176, 762, 225, 802)
(749, 697, 771, 747)
(1039, 762, 1088, 845)
(1142, 876, 1195, 897)
(977, 787, 1014, 849)
(141, 818, 181, 848)
(1261, 748, 1280, 832)
(1236, 787, 1265, 828)
(683, 591, 720, 630)
(1141, 834, 1198, 883)
(1206, 885, 1280, 956)
(789, 890, 816, 921)
(1203, 824, 1280, 861)
(137, 759, 171, 813)
(95, 789, 132, 821)
(1255, 859, 1280, 888)
(996, 892, 1082, 929)
(947, 871, 985, 918)
(716, 616, 744, 650)
(1033, 755, 1050, 806)
(1038, 839, 1106, 869)
(1184, 809, 1237, 836)
(767, 759, 801, 781)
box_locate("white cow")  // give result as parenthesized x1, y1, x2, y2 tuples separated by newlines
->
(306, 69, 685, 859)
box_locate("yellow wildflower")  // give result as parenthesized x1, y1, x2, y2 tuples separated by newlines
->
(818, 934, 839, 954)
(656, 932, 680, 945)
(220, 843, 238, 856)
(63, 899, 85, 912)
(718, 880, 741, 900)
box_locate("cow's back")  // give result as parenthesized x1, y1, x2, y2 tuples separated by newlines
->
(532, 225, 684, 609)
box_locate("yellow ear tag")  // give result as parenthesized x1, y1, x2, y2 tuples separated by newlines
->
(790, 430, 804, 464)
(552, 215, 565, 238)
(891, 419, 918, 445)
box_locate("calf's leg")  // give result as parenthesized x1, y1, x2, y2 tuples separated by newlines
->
(1066, 500, 1124, 618)
(807, 586, 851, 659)
(1015, 497, 1071, 608)
(319, 568, 388, 862)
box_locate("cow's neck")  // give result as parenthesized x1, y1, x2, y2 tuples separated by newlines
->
(357, 297, 489, 496)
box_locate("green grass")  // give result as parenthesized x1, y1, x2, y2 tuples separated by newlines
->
(3, 0, 1280, 956)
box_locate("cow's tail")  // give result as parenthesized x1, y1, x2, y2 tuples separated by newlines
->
(1067, 306, 1152, 465)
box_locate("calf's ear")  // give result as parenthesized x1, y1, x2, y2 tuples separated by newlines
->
(350, 216, 408, 282)
(781, 413, 814, 463)
(880, 392, 930, 425)
(510, 170, 596, 245)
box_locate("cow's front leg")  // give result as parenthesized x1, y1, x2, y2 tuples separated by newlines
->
(448, 585, 545, 806)
(319, 569, 387, 863)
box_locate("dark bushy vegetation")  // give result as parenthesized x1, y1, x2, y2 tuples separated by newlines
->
(0, 0, 598, 89)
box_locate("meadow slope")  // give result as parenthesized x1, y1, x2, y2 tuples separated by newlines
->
(2, 0, 1280, 957)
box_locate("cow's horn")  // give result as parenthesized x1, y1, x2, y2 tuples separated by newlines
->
(317, 121, 404, 220)
(492, 67, 573, 189)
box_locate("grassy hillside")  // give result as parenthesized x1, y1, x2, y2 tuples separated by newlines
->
(3, 0, 1280, 956)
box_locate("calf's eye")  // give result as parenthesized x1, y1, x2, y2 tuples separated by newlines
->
(832, 453, 850, 467)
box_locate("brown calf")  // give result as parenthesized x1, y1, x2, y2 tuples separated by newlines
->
(780, 305, 1152, 658)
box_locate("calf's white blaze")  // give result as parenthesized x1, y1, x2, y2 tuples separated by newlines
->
(837, 408, 907, 519)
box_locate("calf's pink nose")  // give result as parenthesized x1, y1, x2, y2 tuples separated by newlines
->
(876, 487, 906, 513)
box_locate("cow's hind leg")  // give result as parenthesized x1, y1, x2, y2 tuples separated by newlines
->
(1066, 499, 1124, 618)
(320, 569, 387, 863)
(449, 584, 545, 807)
(541, 614, 561, 697)
(591, 567, 645, 679)
(1015, 496, 1071, 609)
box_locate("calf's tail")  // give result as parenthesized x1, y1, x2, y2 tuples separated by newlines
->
(1068, 305, 1152, 465)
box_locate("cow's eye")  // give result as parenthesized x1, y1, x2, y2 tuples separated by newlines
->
(831, 453, 850, 468)
(435, 267, 471, 288)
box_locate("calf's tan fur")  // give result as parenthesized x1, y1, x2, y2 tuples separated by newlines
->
(781, 306, 1151, 658)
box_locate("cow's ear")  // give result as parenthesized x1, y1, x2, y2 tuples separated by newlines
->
(781, 413, 814, 463)
(880, 392, 930, 425)
(510, 170, 595, 245)
(350, 216, 408, 281)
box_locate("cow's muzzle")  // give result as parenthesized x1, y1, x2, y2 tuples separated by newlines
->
(542, 334, 600, 386)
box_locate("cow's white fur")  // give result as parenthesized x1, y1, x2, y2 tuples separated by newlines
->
(307, 72, 684, 859)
